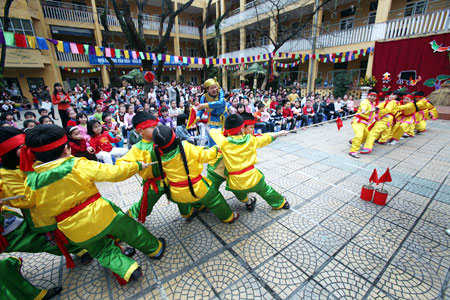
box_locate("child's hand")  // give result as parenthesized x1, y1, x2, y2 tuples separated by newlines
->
(140, 162, 153, 169)
(278, 130, 288, 137)
(116, 135, 122, 141)
(87, 147, 95, 154)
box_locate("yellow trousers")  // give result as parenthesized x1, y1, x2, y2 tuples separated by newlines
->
(392, 122, 415, 141)
(350, 122, 368, 153)
(364, 117, 392, 149)
(415, 120, 426, 132)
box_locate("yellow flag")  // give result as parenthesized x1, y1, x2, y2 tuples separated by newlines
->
(95, 46, 103, 56)
(56, 41, 64, 52)
(26, 35, 36, 49)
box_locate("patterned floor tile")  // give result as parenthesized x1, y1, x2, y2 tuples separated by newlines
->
(336, 204, 374, 227)
(282, 237, 330, 277)
(291, 279, 338, 300)
(198, 251, 247, 294)
(255, 253, 308, 299)
(295, 203, 333, 223)
(150, 241, 193, 280)
(220, 273, 273, 300)
(303, 225, 349, 255)
(209, 220, 251, 244)
(163, 267, 215, 299)
(277, 211, 317, 236)
(256, 222, 299, 251)
(352, 228, 401, 261)
(413, 219, 450, 247)
(182, 229, 223, 262)
(320, 215, 362, 240)
(314, 260, 373, 300)
(233, 234, 277, 269)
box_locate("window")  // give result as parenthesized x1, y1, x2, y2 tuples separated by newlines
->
(369, 1, 378, 11)
(147, 46, 152, 52)
(404, 1, 427, 17)
(246, 33, 256, 48)
(179, 48, 183, 56)
(340, 17, 354, 30)
(124, 44, 133, 50)
(341, 7, 356, 18)
(334, 62, 348, 70)
(260, 35, 268, 46)
(191, 76, 198, 84)
(187, 48, 198, 57)
(0, 18, 35, 36)
(106, 43, 119, 49)
(368, 12, 376, 24)
(27, 78, 45, 90)
(187, 20, 195, 27)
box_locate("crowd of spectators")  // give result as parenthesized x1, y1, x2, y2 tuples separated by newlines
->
(0, 79, 357, 163)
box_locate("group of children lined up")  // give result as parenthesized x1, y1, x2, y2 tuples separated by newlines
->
(349, 90, 438, 158)
(0, 101, 289, 299)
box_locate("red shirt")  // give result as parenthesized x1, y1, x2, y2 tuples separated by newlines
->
(269, 101, 278, 111)
(303, 106, 315, 115)
(67, 119, 77, 127)
(89, 131, 120, 153)
(69, 139, 88, 155)
(282, 107, 293, 118)
(52, 92, 71, 110)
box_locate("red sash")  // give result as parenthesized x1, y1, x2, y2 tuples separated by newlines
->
(139, 176, 163, 223)
(170, 175, 203, 188)
(228, 165, 255, 175)
(0, 225, 9, 252)
(55, 193, 102, 222)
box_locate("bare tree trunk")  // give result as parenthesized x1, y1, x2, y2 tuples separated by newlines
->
(99, 0, 119, 86)
(0, 0, 14, 75)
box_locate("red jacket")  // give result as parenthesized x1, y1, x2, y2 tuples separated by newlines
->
(303, 106, 315, 115)
(89, 131, 120, 153)
(67, 119, 77, 127)
(52, 92, 71, 110)
(282, 107, 293, 118)
(69, 139, 88, 155)
(269, 101, 278, 112)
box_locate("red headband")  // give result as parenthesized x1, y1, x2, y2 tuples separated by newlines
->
(404, 94, 413, 100)
(368, 92, 378, 96)
(159, 130, 176, 150)
(243, 119, 257, 126)
(224, 123, 244, 137)
(414, 95, 422, 98)
(135, 119, 159, 130)
(20, 136, 68, 172)
(0, 134, 25, 156)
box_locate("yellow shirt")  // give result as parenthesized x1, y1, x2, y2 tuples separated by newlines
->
(427, 101, 438, 120)
(24, 156, 141, 243)
(396, 102, 416, 124)
(287, 93, 300, 104)
(416, 99, 429, 121)
(352, 99, 375, 125)
(209, 129, 273, 190)
(207, 152, 226, 179)
(161, 142, 218, 203)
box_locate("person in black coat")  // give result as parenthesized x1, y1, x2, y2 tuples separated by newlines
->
(324, 98, 337, 120)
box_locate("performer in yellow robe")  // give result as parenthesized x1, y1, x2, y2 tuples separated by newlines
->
(427, 100, 438, 120)
(115, 112, 181, 223)
(209, 114, 290, 210)
(389, 94, 417, 145)
(376, 92, 402, 144)
(413, 91, 429, 133)
(349, 90, 377, 158)
(361, 92, 399, 154)
(152, 125, 238, 222)
(22, 124, 165, 284)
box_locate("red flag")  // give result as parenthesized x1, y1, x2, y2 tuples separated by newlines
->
(144, 71, 155, 84)
(14, 34, 27, 47)
(379, 168, 392, 183)
(369, 169, 379, 184)
(336, 117, 343, 131)
(186, 107, 198, 129)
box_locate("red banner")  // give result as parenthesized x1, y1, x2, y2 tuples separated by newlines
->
(372, 33, 450, 96)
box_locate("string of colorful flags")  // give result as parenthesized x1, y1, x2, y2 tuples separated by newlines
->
(60, 66, 101, 73)
(0, 30, 373, 67)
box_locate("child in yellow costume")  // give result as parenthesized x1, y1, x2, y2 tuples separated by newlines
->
(376, 92, 402, 144)
(427, 100, 438, 120)
(152, 125, 239, 223)
(360, 92, 399, 154)
(22, 125, 166, 284)
(0, 256, 62, 300)
(0, 126, 93, 265)
(206, 112, 261, 211)
(389, 94, 417, 145)
(349, 90, 377, 158)
(413, 91, 429, 133)
(116, 112, 183, 223)
(209, 114, 290, 210)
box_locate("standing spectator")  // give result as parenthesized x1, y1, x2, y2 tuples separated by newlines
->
(168, 100, 182, 124)
(169, 80, 180, 107)
(51, 83, 71, 127)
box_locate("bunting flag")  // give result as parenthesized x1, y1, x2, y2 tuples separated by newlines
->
(14, 34, 27, 47)
(36, 37, 48, 50)
(26, 35, 36, 49)
(60, 66, 101, 73)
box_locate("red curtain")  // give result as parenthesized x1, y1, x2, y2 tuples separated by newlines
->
(372, 33, 450, 96)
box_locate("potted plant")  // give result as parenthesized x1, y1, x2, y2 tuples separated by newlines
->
(315, 77, 323, 87)
(358, 76, 377, 100)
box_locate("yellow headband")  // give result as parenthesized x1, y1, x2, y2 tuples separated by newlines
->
(205, 77, 220, 89)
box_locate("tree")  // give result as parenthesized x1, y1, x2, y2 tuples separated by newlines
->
(332, 70, 351, 98)
(252, 0, 332, 90)
(0, 0, 14, 75)
(99, 0, 119, 86)
(110, 0, 194, 81)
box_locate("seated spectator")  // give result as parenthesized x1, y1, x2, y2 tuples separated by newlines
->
(237, 103, 246, 114)
(282, 101, 296, 131)
(0, 112, 17, 128)
(39, 116, 54, 125)
(176, 113, 199, 144)
(303, 100, 318, 125)
(270, 105, 285, 131)
(292, 100, 308, 128)
(22, 119, 37, 131)
(325, 98, 337, 120)
(66, 126, 97, 160)
(159, 107, 175, 129)
(313, 98, 326, 123)
(228, 97, 239, 114)
(254, 103, 273, 133)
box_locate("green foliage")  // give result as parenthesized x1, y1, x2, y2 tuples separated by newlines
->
(315, 77, 323, 85)
(423, 78, 437, 87)
(333, 71, 352, 98)
(436, 75, 450, 81)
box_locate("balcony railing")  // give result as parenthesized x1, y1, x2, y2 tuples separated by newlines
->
(56, 52, 89, 62)
(42, 1, 94, 23)
(179, 25, 198, 35)
(384, 8, 450, 39)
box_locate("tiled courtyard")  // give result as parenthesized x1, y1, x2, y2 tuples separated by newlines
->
(3, 118, 450, 299)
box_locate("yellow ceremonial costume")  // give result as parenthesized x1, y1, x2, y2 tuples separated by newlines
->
(391, 102, 417, 140)
(427, 101, 438, 120)
(350, 99, 375, 154)
(362, 99, 399, 151)
(415, 98, 429, 132)
(206, 152, 227, 190)
(159, 141, 234, 221)
(24, 157, 163, 282)
(116, 139, 168, 220)
(209, 129, 286, 209)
